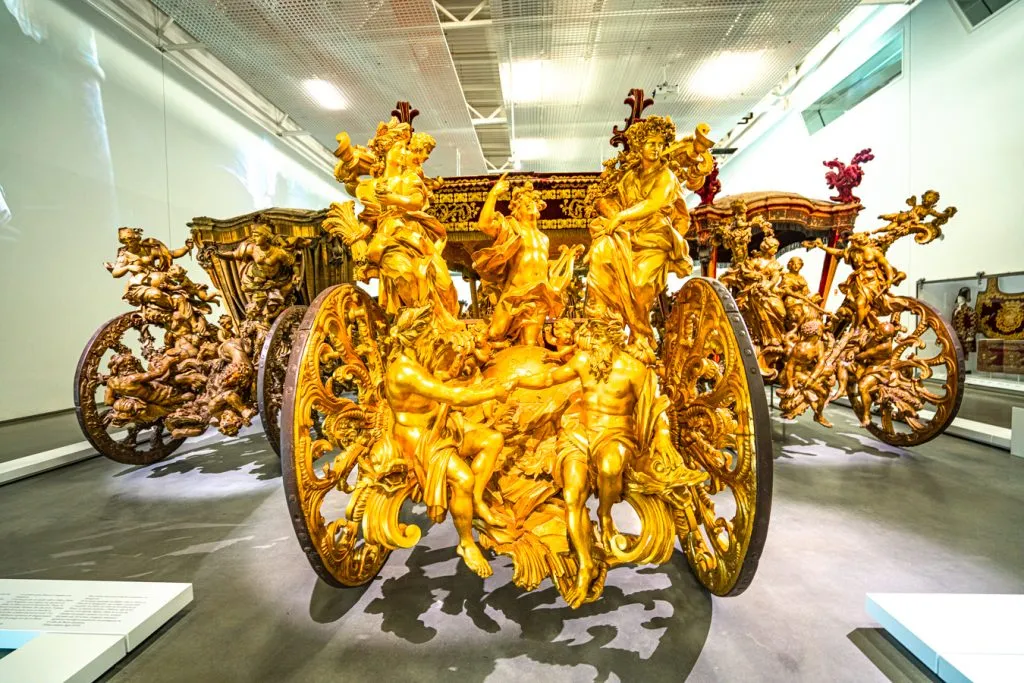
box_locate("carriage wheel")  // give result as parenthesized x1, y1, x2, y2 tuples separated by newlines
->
(281, 285, 399, 587)
(847, 296, 964, 447)
(73, 313, 185, 465)
(257, 305, 307, 457)
(661, 278, 773, 597)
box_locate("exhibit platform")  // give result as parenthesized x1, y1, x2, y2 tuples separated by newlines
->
(0, 579, 192, 683)
(867, 593, 1024, 683)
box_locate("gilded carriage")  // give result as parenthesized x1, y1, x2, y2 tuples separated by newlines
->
(74, 93, 775, 607)
(694, 178, 964, 446)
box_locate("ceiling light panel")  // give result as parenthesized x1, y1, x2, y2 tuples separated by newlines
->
(148, 0, 487, 176)
(491, 0, 861, 172)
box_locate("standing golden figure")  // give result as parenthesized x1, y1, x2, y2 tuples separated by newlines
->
(584, 116, 714, 338)
(473, 174, 582, 345)
(281, 98, 772, 607)
(324, 118, 459, 324)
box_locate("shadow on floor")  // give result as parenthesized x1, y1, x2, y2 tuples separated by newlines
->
(848, 628, 941, 683)
(302, 541, 713, 682)
(114, 435, 281, 481)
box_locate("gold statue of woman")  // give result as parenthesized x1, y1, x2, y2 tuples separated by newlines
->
(585, 116, 711, 338)
(325, 119, 459, 325)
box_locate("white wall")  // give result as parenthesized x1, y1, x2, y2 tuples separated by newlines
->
(0, 0, 345, 421)
(717, 0, 1024, 307)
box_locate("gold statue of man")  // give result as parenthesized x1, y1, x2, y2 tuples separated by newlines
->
(805, 232, 900, 328)
(382, 306, 510, 577)
(585, 116, 702, 339)
(515, 314, 704, 606)
(473, 174, 580, 345)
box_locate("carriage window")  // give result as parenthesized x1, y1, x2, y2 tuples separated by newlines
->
(801, 31, 903, 135)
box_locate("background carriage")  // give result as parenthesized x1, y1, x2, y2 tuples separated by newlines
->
(692, 186, 965, 447)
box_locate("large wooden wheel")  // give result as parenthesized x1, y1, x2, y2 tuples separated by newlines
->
(660, 277, 773, 597)
(257, 305, 307, 457)
(73, 313, 185, 465)
(281, 285, 410, 587)
(847, 296, 965, 447)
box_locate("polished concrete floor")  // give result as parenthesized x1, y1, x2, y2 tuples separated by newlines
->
(0, 408, 1022, 682)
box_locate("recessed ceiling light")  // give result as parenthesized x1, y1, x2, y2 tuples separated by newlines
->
(689, 51, 766, 98)
(302, 78, 347, 110)
(512, 137, 548, 161)
(500, 60, 545, 103)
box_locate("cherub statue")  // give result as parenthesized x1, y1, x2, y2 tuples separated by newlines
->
(875, 190, 957, 245)
(779, 319, 834, 427)
(381, 306, 512, 577)
(472, 174, 582, 345)
(584, 116, 714, 338)
(515, 313, 706, 607)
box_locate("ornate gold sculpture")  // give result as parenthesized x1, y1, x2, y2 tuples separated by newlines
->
(714, 191, 964, 445)
(324, 118, 458, 324)
(584, 117, 714, 338)
(473, 174, 582, 345)
(281, 108, 771, 609)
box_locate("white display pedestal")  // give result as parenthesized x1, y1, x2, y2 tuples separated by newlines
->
(0, 579, 192, 683)
(866, 593, 1024, 682)
(1010, 407, 1024, 458)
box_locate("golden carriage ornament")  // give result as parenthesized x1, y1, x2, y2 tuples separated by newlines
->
(75, 92, 775, 606)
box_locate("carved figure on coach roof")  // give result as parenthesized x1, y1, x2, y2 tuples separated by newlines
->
(381, 306, 511, 576)
(584, 116, 714, 338)
(823, 148, 875, 204)
(515, 313, 707, 607)
(473, 174, 582, 346)
(324, 118, 459, 324)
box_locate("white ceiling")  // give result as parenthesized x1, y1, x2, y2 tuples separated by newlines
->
(143, 0, 862, 176)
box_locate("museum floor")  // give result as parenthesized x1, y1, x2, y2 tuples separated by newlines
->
(1, 407, 1022, 682)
